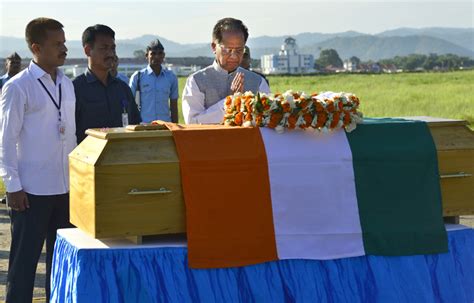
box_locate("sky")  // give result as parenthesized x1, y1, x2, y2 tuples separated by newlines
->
(0, 0, 473, 44)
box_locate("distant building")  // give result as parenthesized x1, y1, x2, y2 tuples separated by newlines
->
(58, 59, 200, 79)
(380, 64, 399, 73)
(343, 59, 358, 72)
(166, 64, 200, 76)
(261, 37, 315, 75)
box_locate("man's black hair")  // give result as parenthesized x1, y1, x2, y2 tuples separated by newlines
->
(82, 24, 115, 47)
(212, 18, 249, 43)
(25, 18, 63, 52)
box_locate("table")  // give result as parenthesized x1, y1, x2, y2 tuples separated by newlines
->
(51, 225, 473, 303)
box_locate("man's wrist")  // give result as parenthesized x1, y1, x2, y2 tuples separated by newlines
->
(4, 177, 22, 193)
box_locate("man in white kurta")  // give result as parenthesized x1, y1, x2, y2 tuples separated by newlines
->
(182, 18, 270, 124)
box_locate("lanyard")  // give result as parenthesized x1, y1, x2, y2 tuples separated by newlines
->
(38, 79, 62, 121)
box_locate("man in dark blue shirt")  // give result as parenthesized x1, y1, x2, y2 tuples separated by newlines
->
(0, 52, 22, 91)
(73, 24, 140, 143)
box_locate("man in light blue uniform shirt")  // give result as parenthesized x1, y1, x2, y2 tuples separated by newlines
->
(129, 39, 179, 123)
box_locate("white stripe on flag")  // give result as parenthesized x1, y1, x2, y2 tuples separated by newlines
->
(260, 128, 366, 260)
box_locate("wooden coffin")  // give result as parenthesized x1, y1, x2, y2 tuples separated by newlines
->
(69, 125, 186, 238)
(415, 117, 474, 216)
(69, 117, 474, 238)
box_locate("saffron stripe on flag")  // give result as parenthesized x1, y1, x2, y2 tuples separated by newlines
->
(166, 124, 278, 268)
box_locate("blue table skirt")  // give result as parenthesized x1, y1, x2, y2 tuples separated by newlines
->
(51, 227, 474, 303)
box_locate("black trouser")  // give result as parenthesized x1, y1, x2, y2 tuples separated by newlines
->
(6, 193, 73, 303)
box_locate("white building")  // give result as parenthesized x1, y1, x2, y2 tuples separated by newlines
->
(343, 59, 358, 72)
(165, 64, 200, 77)
(59, 63, 199, 79)
(261, 37, 315, 75)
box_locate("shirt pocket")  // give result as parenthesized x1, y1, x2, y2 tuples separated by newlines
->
(156, 87, 170, 98)
(62, 95, 76, 124)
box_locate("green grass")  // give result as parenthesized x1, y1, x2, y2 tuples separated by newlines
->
(177, 70, 474, 126)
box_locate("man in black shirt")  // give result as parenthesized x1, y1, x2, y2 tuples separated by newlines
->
(73, 24, 140, 143)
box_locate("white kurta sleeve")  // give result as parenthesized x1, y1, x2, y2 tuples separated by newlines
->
(182, 76, 225, 124)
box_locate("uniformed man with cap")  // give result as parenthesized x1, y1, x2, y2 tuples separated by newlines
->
(240, 46, 269, 86)
(129, 39, 179, 123)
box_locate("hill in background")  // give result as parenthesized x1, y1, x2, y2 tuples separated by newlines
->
(1, 27, 472, 61)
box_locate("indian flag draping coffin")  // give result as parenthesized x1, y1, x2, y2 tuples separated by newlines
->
(69, 117, 474, 262)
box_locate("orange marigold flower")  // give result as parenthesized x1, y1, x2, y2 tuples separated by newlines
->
(288, 114, 297, 129)
(299, 100, 308, 109)
(282, 103, 291, 113)
(225, 96, 232, 107)
(235, 112, 243, 126)
(245, 99, 253, 113)
(326, 100, 335, 113)
(316, 113, 327, 128)
(293, 93, 300, 99)
(256, 114, 263, 126)
(330, 112, 340, 128)
(338, 102, 343, 111)
(304, 113, 313, 126)
(245, 113, 252, 122)
(343, 112, 351, 125)
(268, 112, 283, 128)
(234, 97, 242, 110)
(314, 101, 324, 113)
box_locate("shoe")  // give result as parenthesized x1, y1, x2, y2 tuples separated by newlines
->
(1, 195, 6, 204)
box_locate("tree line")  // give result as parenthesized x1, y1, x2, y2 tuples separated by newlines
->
(315, 49, 474, 71)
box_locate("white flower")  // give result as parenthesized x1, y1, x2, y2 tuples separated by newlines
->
(311, 115, 319, 128)
(296, 115, 306, 128)
(345, 122, 356, 133)
(300, 92, 309, 99)
(243, 91, 254, 98)
(275, 125, 285, 133)
(337, 120, 344, 129)
(242, 121, 252, 127)
(269, 101, 280, 111)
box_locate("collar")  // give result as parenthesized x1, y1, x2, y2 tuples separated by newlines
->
(29, 60, 64, 83)
(85, 68, 116, 84)
(146, 65, 164, 76)
(212, 60, 243, 75)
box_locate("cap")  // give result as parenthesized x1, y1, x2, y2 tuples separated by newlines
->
(243, 46, 250, 57)
(146, 39, 164, 52)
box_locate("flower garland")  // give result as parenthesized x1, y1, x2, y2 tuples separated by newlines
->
(223, 90, 363, 133)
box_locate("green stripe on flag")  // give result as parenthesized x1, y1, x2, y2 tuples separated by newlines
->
(346, 118, 448, 255)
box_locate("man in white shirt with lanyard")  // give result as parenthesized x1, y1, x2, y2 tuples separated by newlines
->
(0, 17, 76, 303)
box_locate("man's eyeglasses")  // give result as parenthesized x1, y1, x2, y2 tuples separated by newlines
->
(218, 44, 245, 56)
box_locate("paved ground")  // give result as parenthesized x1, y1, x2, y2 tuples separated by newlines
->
(0, 201, 473, 302)
(0, 203, 46, 302)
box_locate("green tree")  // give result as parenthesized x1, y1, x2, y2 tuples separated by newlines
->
(349, 56, 361, 68)
(316, 49, 343, 68)
(133, 50, 146, 59)
(423, 53, 439, 70)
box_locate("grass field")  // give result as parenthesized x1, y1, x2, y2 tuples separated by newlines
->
(176, 70, 474, 125)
